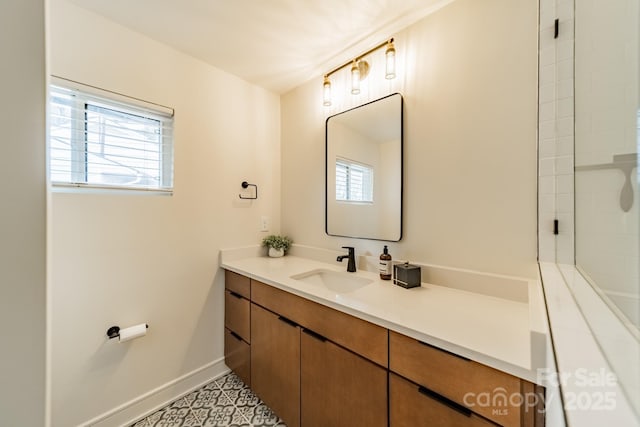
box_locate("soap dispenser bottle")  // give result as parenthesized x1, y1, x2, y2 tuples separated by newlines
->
(379, 246, 392, 280)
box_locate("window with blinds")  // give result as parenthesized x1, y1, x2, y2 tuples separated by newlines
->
(49, 79, 174, 192)
(335, 157, 374, 202)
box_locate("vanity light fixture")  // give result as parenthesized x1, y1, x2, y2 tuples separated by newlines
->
(351, 60, 361, 95)
(351, 59, 371, 95)
(385, 40, 396, 79)
(321, 37, 396, 106)
(323, 75, 332, 106)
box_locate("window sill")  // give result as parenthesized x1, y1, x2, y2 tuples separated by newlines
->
(50, 183, 173, 196)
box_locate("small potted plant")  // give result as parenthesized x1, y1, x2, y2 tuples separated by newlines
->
(262, 235, 293, 258)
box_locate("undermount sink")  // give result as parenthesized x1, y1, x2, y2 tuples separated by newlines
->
(290, 269, 373, 293)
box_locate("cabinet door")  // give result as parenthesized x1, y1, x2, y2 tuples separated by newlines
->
(250, 303, 300, 427)
(301, 329, 387, 427)
(390, 373, 497, 427)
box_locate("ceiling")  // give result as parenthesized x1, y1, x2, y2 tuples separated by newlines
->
(67, 0, 453, 94)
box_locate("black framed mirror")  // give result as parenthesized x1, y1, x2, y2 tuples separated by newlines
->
(325, 93, 403, 241)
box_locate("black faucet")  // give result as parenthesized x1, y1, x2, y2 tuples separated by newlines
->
(337, 246, 356, 272)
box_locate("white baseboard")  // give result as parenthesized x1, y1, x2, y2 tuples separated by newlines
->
(82, 358, 229, 427)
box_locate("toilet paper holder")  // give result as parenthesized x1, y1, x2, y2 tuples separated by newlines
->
(106, 324, 149, 339)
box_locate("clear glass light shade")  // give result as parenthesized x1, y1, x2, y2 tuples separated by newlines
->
(351, 62, 360, 95)
(385, 43, 396, 79)
(323, 77, 332, 106)
(321, 39, 398, 104)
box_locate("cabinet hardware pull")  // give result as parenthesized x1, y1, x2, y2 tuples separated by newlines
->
(302, 328, 327, 342)
(418, 386, 472, 417)
(230, 331, 243, 341)
(278, 315, 298, 328)
(229, 291, 243, 299)
(418, 340, 470, 361)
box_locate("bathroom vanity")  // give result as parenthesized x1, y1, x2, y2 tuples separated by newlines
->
(221, 247, 547, 427)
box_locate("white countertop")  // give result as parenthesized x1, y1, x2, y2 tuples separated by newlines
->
(220, 246, 548, 384)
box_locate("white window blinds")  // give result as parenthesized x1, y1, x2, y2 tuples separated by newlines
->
(49, 78, 174, 192)
(336, 157, 374, 202)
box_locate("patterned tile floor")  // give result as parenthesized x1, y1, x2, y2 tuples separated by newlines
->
(131, 372, 286, 427)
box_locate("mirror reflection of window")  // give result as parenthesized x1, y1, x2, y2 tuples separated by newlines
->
(326, 93, 402, 241)
(336, 157, 374, 203)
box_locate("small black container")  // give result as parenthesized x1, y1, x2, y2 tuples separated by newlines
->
(393, 262, 422, 289)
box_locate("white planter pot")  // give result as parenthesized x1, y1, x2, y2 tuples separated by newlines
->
(268, 247, 285, 258)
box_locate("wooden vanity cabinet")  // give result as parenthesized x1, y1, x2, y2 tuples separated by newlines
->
(301, 329, 387, 427)
(390, 373, 497, 427)
(223, 270, 251, 386)
(223, 328, 250, 387)
(225, 270, 251, 299)
(225, 290, 250, 341)
(251, 303, 301, 427)
(224, 270, 543, 427)
(251, 278, 388, 427)
(389, 331, 542, 427)
(251, 278, 388, 365)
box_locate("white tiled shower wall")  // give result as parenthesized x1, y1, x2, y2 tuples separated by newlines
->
(538, 2, 640, 423)
(573, 0, 639, 327)
(538, 0, 575, 264)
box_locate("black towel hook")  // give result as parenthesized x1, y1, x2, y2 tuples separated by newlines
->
(239, 181, 258, 199)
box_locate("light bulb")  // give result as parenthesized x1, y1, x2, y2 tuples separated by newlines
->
(351, 60, 360, 95)
(385, 41, 396, 79)
(323, 76, 332, 106)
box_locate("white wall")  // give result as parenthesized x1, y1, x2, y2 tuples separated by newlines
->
(49, 1, 280, 425)
(0, 1, 47, 426)
(281, 0, 539, 278)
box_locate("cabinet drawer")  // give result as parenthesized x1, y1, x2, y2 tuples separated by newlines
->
(252, 280, 388, 366)
(389, 331, 521, 427)
(225, 270, 251, 299)
(224, 328, 250, 386)
(225, 290, 250, 342)
(390, 373, 496, 427)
